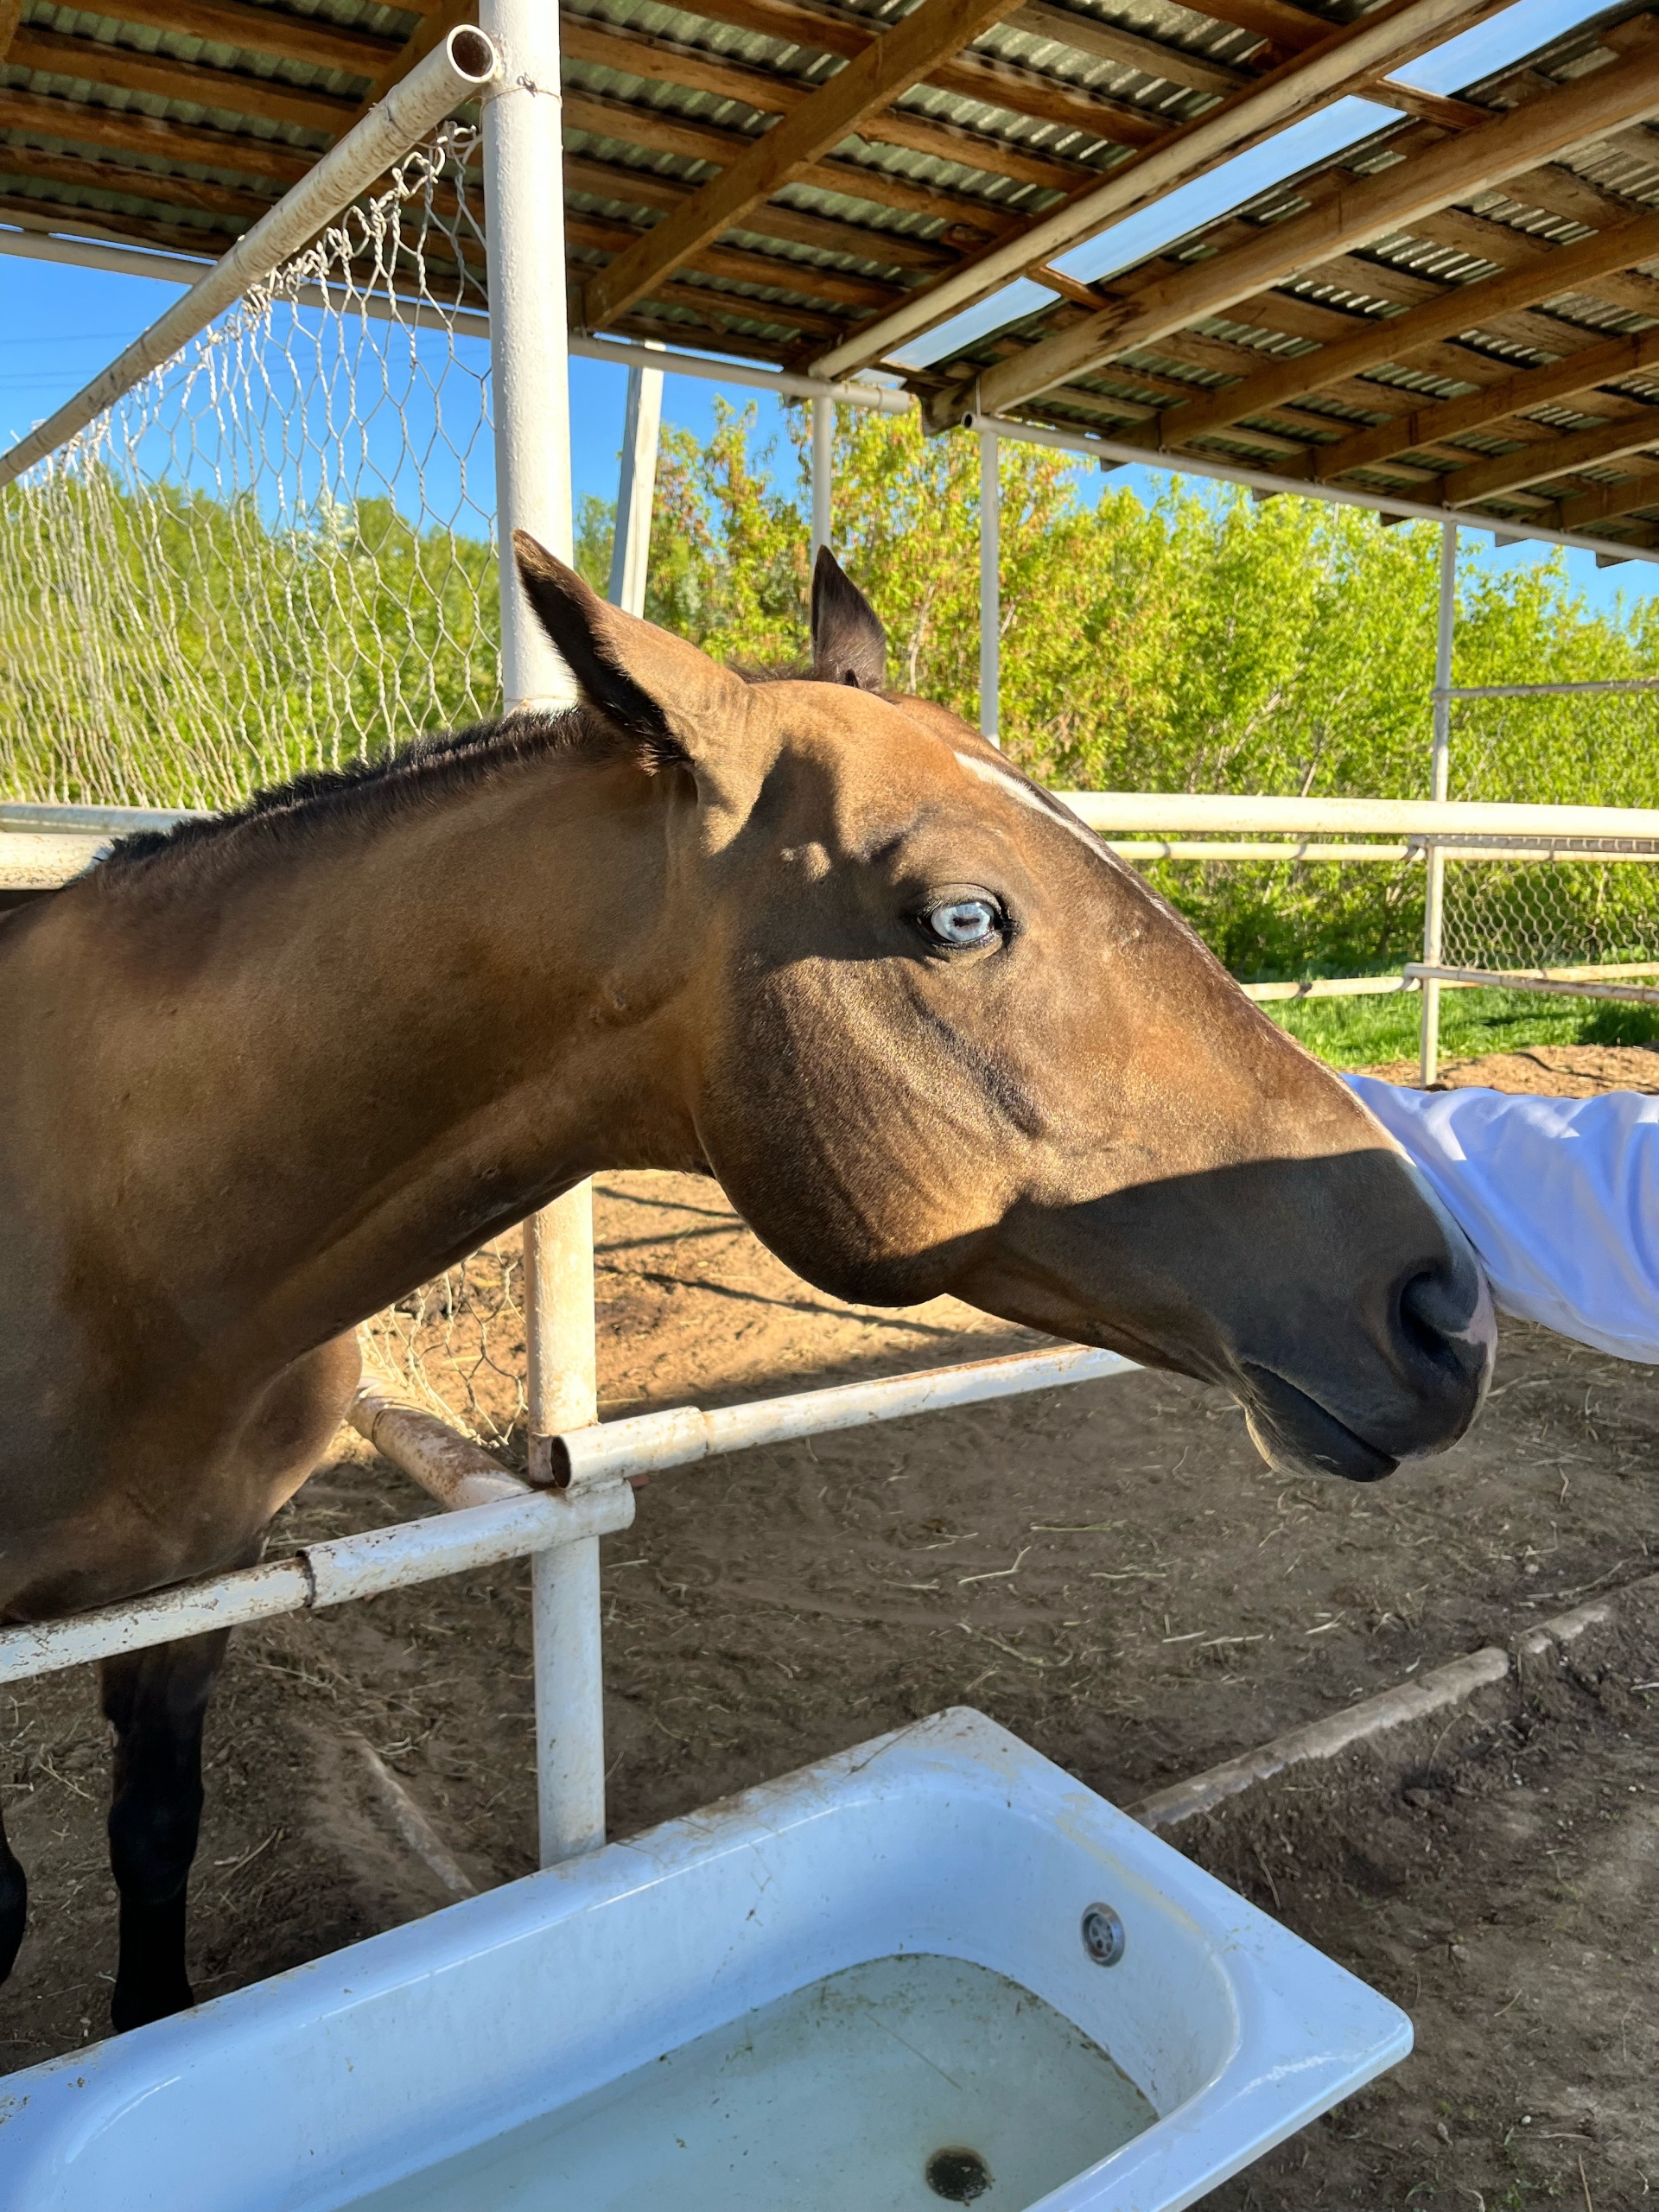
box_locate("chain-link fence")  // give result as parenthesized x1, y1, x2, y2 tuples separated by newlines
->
(0, 124, 498, 812)
(1128, 834, 1659, 1005)
(1440, 839, 1659, 985)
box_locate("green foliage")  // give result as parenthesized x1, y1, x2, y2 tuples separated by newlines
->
(10, 404, 1659, 1035)
(0, 472, 499, 810)
(624, 402, 1659, 983)
(1268, 985, 1659, 1068)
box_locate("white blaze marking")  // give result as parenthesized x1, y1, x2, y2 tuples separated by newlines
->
(953, 751, 1123, 868)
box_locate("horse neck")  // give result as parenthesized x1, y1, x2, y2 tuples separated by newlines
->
(54, 753, 694, 1369)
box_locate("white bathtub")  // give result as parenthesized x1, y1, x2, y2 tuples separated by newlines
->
(0, 1709, 1408, 2212)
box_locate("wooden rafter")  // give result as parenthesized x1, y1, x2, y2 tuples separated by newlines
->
(1554, 457, 1659, 531)
(562, 86, 1024, 235)
(75, 0, 398, 81)
(842, 108, 1100, 190)
(1307, 327, 1659, 479)
(0, 84, 312, 188)
(0, 143, 275, 222)
(0, 190, 233, 257)
(566, 207, 903, 307)
(954, 36, 1659, 421)
(1445, 403, 1659, 506)
(563, 10, 1172, 147)
(1003, 4, 1253, 94)
(1190, 0, 1327, 55)
(1363, 80, 1488, 129)
(874, 2, 1504, 399)
(6, 28, 356, 137)
(564, 152, 957, 268)
(581, 0, 1028, 334)
(1170, 211, 1659, 461)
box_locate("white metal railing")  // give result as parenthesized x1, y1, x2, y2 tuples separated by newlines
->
(0, 1352, 1138, 1865)
(12, 798, 1659, 1016)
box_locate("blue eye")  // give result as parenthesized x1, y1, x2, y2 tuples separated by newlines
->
(923, 896, 1002, 948)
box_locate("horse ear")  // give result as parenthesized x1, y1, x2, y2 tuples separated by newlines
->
(811, 545, 887, 692)
(512, 531, 742, 759)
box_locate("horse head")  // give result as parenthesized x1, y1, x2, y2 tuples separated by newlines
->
(515, 531, 1492, 1483)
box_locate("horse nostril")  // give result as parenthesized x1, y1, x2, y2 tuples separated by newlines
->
(1397, 1261, 1478, 1368)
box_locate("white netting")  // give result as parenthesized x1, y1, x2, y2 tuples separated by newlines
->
(0, 123, 499, 810)
(0, 124, 534, 1444)
(1127, 836, 1659, 1001)
(362, 1238, 529, 1452)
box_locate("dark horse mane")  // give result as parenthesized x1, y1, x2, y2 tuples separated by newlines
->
(94, 704, 657, 894)
(94, 656, 820, 898)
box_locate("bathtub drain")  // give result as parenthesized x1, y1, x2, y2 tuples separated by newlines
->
(925, 2146, 993, 2201)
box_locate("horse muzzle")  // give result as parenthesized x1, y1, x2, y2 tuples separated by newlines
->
(1238, 1232, 1496, 1483)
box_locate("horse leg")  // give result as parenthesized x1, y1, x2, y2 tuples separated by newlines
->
(100, 1628, 232, 2032)
(0, 1799, 25, 1986)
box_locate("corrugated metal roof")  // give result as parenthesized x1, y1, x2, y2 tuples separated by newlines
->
(10, 0, 1659, 549)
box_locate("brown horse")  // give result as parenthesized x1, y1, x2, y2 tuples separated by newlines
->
(0, 539, 1492, 2033)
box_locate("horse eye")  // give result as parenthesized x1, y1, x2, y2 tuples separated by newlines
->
(923, 896, 1002, 949)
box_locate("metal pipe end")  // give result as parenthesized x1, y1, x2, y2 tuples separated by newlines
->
(445, 24, 502, 85)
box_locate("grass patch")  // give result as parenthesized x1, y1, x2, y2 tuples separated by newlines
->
(1266, 986, 1659, 1069)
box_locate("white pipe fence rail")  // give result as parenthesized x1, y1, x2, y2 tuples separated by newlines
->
(0, 1349, 1137, 1704)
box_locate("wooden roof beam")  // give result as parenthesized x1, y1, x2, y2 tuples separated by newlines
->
(567, 207, 904, 307)
(77, 0, 398, 81)
(677, 0, 1244, 102)
(563, 11, 1172, 149)
(1554, 455, 1659, 531)
(0, 143, 274, 222)
(0, 84, 312, 188)
(4, 28, 358, 136)
(1319, 326, 1659, 476)
(844, 109, 1099, 190)
(563, 152, 957, 269)
(562, 87, 1023, 236)
(0, 190, 233, 256)
(581, 0, 1027, 334)
(1002, 4, 1254, 95)
(1127, 205, 1659, 460)
(821, 0, 1511, 379)
(1183, 0, 1327, 56)
(1443, 402, 1659, 505)
(955, 37, 1659, 423)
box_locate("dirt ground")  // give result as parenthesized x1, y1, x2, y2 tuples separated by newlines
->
(1, 1046, 1656, 2209)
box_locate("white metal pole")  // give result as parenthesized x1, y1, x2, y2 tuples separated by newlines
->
(1421, 521, 1458, 1087)
(480, 0, 605, 1869)
(810, 394, 833, 563)
(607, 353, 664, 617)
(979, 427, 1001, 746)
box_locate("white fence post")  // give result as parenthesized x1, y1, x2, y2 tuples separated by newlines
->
(979, 427, 1001, 746)
(607, 352, 663, 618)
(1420, 522, 1458, 1086)
(480, 0, 605, 1869)
(810, 395, 833, 563)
